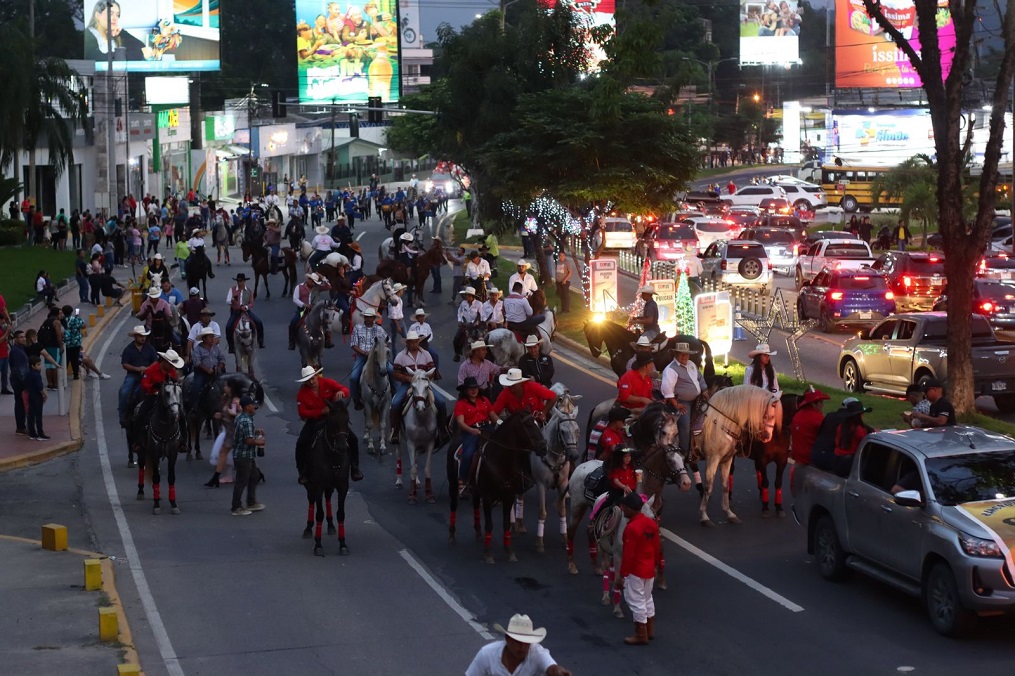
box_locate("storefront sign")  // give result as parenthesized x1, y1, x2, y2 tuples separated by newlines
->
(158, 109, 180, 129)
(649, 279, 676, 337)
(589, 258, 618, 314)
(129, 114, 156, 142)
(206, 112, 237, 142)
(694, 291, 733, 355)
(251, 123, 297, 158)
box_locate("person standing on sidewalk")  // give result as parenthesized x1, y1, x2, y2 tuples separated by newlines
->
(231, 395, 266, 516)
(0, 321, 10, 395)
(615, 492, 660, 646)
(9, 331, 29, 433)
(554, 253, 572, 314)
(25, 356, 49, 440)
(75, 249, 90, 304)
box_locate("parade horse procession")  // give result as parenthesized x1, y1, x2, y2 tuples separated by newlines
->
(116, 184, 791, 627)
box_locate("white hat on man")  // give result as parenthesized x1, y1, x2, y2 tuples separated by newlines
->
(296, 365, 323, 383)
(499, 368, 531, 387)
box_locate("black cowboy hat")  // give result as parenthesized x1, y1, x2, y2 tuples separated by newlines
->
(633, 352, 655, 369)
(233, 273, 249, 281)
(458, 376, 481, 392)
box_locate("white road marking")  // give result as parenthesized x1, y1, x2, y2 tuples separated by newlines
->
(660, 527, 805, 613)
(433, 383, 454, 400)
(261, 390, 279, 413)
(94, 313, 186, 676)
(398, 548, 495, 640)
(355, 231, 366, 241)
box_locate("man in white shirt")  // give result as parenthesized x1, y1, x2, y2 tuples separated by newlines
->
(408, 308, 439, 368)
(187, 228, 207, 254)
(508, 259, 539, 297)
(661, 341, 708, 454)
(309, 225, 337, 269)
(465, 250, 491, 290)
(454, 287, 483, 361)
(504, 282, 546, 337)
(482, 287, 505, 330)
(389, 331, 450, 445)
(465, 614, 572, 676)
(186, 307, 222, 360)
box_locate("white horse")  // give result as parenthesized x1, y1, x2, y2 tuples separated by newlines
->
(233, 316, 256, 378)
(398, 368, 439, 503)
(351, 277, 398, 327)
(486, 311, 555, 369)
(360, 337, 392, 456)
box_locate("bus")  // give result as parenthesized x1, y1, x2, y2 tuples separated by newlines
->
(819, 164, 904, 213)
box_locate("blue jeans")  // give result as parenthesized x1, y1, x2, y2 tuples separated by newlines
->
(191, 370, 210, 410)
(459, 423, 491, 481)
(118, 374, 141, 423)
(349, 354, 393, 402)
(430, 265, 442, 292)
(389, 318, 404, 350)
(676, 398, 695, 454)
(227, 310, 265, 349)
(426, 347, 440, 370)
(76, 274, 89, 303)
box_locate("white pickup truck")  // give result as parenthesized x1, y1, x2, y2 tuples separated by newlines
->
(794, 239, 875, 289)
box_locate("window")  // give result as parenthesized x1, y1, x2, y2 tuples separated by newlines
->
(824, 243, 872, 258)
(869, 320, 898, 340)
(925, 450, 1015, 505)
(895, 320, 916, 341)
(812, 271, 829, 286)
(703, 243, 718, 257)
(858, 442, 903, 493)
(835, 275, 887, 291)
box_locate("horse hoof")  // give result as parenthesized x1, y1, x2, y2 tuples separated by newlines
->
(339, 545, 350, 556)
(484, 555, 495, 565)
(777, 509, 786, 518)
(701, 519, 716, 528)
(426, 494, 436, 504)
(195, 452, 203, 460)
(327, 524, 337, 536)
(449, 534, 456, 545)
(152, 507, 161, 515)
(314, 546, 324, 557)
(761, 509, 771, 518)
(567, 562, 578, 575)
(728, 515, 742, 525)
(302, 529, 312, 539)
(507, 552, 518, 563)
(600, 593, 611, 607)
(136, 493, 144, 501)
(613, 605, 625, 619)
(395, 479, 402, 488)
(513, 523, 528, 535)
(185, 453, 193, 461)
(171, 507, 181, 515)
(535, 540, 545, 554)
(408, 495, 417, 505)
(656, 580, 668, 591)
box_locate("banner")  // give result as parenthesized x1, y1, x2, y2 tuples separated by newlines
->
(739, 0, 802, 66)
(296, 0, 401, 103)
(694, 292, 734, 356)
(649, 279, 676, 338)
(835, 0, 955, 88)
(84, 0, 220, 72)
(589, 258, 618, 314)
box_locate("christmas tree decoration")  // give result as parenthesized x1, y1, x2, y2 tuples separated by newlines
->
(675, 272, 695, 336)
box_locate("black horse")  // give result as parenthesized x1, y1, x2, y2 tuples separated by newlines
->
(448, 412, 548, 563)
(131, 381, 186, 515)
(583, 320, 715, 382)
(306, 399, 352, 557)
(185, 246, 214, 298)
(182, 373, 264, 460)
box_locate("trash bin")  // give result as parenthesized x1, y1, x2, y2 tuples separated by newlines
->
(130, 284, 144, 313)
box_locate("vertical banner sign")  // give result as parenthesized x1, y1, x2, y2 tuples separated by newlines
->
(694, 292, 734, 356)
(649, 279, 676, 338)
(589, 258, 617, 313)
(783, 101, 801, 164)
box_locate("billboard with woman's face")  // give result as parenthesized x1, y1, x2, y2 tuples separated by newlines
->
(296, 0, 401, 103)
(739, 0, 802, 66)
(84, 0, 220, 72)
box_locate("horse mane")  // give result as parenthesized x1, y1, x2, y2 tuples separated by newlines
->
(701, 384, 778, 453)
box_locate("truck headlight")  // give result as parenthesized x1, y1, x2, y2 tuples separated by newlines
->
(959, 532, 1004, 558)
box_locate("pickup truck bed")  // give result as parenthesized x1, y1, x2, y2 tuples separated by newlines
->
(795, 239, 875, 288)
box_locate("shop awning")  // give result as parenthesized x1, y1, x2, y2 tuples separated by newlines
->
(214, 145, 251, 160)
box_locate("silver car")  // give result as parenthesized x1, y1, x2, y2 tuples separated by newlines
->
(700, 240, 774, 293)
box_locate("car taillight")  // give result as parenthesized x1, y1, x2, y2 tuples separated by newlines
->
(981, 301, 996, 313)
(828, 291, 844, 300)
(767, 261, 773, 270)
(720, 260, 727, 270)
(885, 291, 895, 300)
(793, 244, 799, 256)
(902, 275, 913, 287)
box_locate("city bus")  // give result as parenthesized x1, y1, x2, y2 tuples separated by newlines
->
(819, 164, 904, 213)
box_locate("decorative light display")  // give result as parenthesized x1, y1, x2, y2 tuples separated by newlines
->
(675, 272, 695, 335)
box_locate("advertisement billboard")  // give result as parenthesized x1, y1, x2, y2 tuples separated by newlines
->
(539, 0, 616, 72)
(649, 279, 676, 338)
(835, 0, 955, 88)
(694, 292, 733, 356)
(84, 0, 220, 72)
(296, 0, 400, 103)
(589, 258, 618, 314)
(830, 109, 936, 164)
(739, 0, 802, 66)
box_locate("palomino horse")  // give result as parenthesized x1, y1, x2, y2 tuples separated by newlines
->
(233, 315, 257, 377)
(185, 246, 214, 298)
(749, 392, 800, 517)
(693, 384, 781, 527)
(447, 412, 547, 564)
(584, 321, 716, 381)
(397, 368, 439, 503)
(306, 399, 352, 556)
(296, 300, 339, 369)
(486, 312, 555, 370)
(359, 337, 391, 456)
(132, 381, 186, 515)
(351, 276, 399, 326)
(241, 239, 297, 298)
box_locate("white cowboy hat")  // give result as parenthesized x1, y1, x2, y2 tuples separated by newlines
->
(153, 253, 163, 260)
(460, 286, 477, 296)
(147, 286, 162, 298)
(158, 349, 185, 369)
(391, 283, 407, 293)
(362, 308, 377, 318)
(189, 287, 200, 295)
(469, 340, 490, 351)
(671, 341, 701, 355)
(499, 368, 531, 387)
(296, 365, 323, 383)
(315, 225, 330, 235)
(413, 308, 428, 317)
(190, 228, 203, 237)
(493, 614, 547, 644)
(399, 232, 415, 241)
(405, 330, 421, 341)
(748, 343, 778, 358)
(631, 335, 653, 348)
(266, 217, 279, 225)
(524, 335, 542, 347)
(307, 272, 323, 284)
(638, 284, 657, 295)
(198, 326, 217, 338)
(516, 259, 531, 269)
(128, 325, 150, 337)
(487, 287, 501, 295)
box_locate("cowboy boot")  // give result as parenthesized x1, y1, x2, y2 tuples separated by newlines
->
(646, 616, 655, 641)
(389, 409, 402, 443)
(288, 326, 296, 351)
(624, 623, 649, 646)
(350, 438, 364, 481)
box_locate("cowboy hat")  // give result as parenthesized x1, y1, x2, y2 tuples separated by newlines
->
(266, 218, 279, 225)
(405, 330, 421, 341)
(671, 341, 700, 355)
(499, 368, 530, 387)
(468, 340, 490, 351)
(233, 273, 249, 281)
(633, 352, 655, 369)
(190, 228, 203, 237)
(128, 325, 150, 337)
(631, 335, 653, 349)
(637, 284, 657, 295)
(413, 308, 428, 317)
(198, 326, 217, 338)
(199, 307, 216, 316)
(399, 232, 415, 241)
(189, 287, 200, 295)
(492, 614, 547, 645)
(158, 349, 185, 369)
(362, 308, 377, 318)
(516, 259, 531, 269)
(153, 253, 163, 260)
(147, 287, 162, 298)
(296, 365, 323, 383)
(457, 376, 481, 392)
(349, 242, 362, 252)
(315, 225, 330, 235)
(488, 287, 501, 295)
(841, 397, 872, 415)
(391, 283, 407, 293)
(307, 272, 323, 284)
(524, 335, 542, 347)
(748, 343, 778, 358)
(460, 286, 477, 296)
(799, 388, 831, 407)
(621, 492, 645, 511)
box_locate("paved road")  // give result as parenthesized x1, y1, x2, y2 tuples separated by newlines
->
(3, 180, 1015, 676)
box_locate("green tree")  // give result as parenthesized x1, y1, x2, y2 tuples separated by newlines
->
(870, 155, 939, 244)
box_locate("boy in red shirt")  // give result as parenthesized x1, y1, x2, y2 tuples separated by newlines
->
(615, 492, 660, 646)
(294, 365, 362, 482)
(596, 407, 630, 462)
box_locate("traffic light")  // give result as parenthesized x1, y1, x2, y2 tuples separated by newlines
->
(272, 91, 287, 118)
(368, 96, 382, 123)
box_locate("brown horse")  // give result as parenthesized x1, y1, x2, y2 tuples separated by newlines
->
(374, 259, 411, 285)
(408, 240, 448, 307)
(750, 392, 800, 517)
(241, 241, 297, 298)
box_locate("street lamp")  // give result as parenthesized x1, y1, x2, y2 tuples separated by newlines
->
(683, 56, 740, 168)
(499, 0, 522, 32)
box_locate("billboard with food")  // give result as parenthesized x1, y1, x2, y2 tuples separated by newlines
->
(739, 0, 802, 66)
(835, 0, 955, 88)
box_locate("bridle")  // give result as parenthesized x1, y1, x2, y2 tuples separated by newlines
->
(639, 444, 688, 485)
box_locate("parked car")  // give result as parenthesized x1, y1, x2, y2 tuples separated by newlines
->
(795, 238, 876, 288)
(836, 312, 1015, 410)
(736, 227, 800, 274)
(700, 240, 774, 293)
(723, 185, 788, 209)
(640, 221, 699, 260)
(683, 216, 740, 251)
(932, 279, 1015, 330)
(869, 251, 946, 312)
(726, 206, 761, 228)
(792, 426, 1015, 636)
(977, 253, 1015, 282)
(796, 268, 895, 332)
(774, 182, 828, 210)
(600, 216, 637, 250)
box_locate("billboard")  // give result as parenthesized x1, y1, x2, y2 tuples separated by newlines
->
(589, 258, 618, 314)
(830, 109, 936, 164)
(835, 0, 955, 88)
(296, 0, 401, 103)
(84, 0, 220, 72)
(694, 292, 733, 356)
(144, 76, 190, 105)
(539, 0, 616, 72)
(739, 0, 802, 66)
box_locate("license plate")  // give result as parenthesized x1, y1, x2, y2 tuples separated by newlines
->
(992, 381, 1007, 392)
(859, 311, 872, 320)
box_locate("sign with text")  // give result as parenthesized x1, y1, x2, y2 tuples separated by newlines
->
(694, 291, 733, 356)
(589, 258, 618, 313)
(649, 278, 676, 337)
(739, 0, 802, 66)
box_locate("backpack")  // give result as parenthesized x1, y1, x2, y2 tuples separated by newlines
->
(37, 318, 58, 348)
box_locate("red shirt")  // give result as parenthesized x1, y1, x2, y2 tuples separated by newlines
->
(597, 427, 627, 462)
(493, 380, 555, 416)
(616, 370, 652, 406)
(453, 396, 494, 427)
(620, 512, 661, 580)
(0, 325, 9, 359)
(141, 362, 177, 394)
(834, 425, 869, 457)
(609, 466, 637, 492)
(297, 377, 349, 420)
(790, 406, 824, 465)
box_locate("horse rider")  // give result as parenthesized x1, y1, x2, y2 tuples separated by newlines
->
(507, 259, 538, 298)
(158, 277, 185, 346)
(629, 285, 661, 341)
(625, 334, 654, 371)
(347, 241, 364, 285)
(744, 343, 781, 395)
(661, 341, 708, 455)
(137, 286, 174, 332)
(348, 308, 392, 411)
(289, 272, 333, 351)
(504, 282, 546, 339)
(283, 216, 305, 252)
(596, 406, 631, 462)
(179, 287, 206, 337)
(453, 376, 501, 498)
(186, 307, 221, 361)
(309, 225, 337, 270)
(294, 365, 364, 483)
(408, 308, 439, 371)
(225, 273, 265, 353)
(397, 231, 419, 276)
(457, 339, 500, 399)
(481, 287, 505, 330)
(453, 286, 483, 362)
(389, 331, 451, 445)
(518, 335, 553, 388)
(616, 353, 656, 415)
(466, 250, 491, 291)
(143, 253, 169, 289)
(187, 227, 207, 254)
(264, 218, 283, 273)
(131, 348, 186, 438)
(119, 325, 157, 430)
(190, 326, 226, 410)
(493, 368, 558, 424)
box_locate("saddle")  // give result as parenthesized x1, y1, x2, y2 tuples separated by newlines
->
(583, 465, 608, 503)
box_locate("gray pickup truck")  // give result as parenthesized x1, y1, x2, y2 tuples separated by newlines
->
(837, 312, 1015, 412)
(792, 426, 1015, 636)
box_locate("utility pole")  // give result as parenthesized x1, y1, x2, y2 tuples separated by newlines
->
(330, 98, 336, 183)
(105, 2, 115, 217)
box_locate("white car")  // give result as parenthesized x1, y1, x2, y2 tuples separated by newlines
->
(775, 183, 828, 210)
(683, 216, 739, 251)
(600, 217, 637, 250)
(700, 240, 774, 293)
(723, 184, 788, 209)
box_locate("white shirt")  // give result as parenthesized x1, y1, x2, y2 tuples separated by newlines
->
(682, 255, 703, 277)
(466, 259, 491, 279)
(389, 296, 404, 321)
(187, 236, 206, 252)
(508, 272, 539, 297)
(661, 359, 704, 401)
(465, 641, 556, 676)
(187, 321, 222, 344)
(482, 299, 504, 325)
(409, 321, 433, 341)
(744, 363, 780, 394)
(457, 299, 483, 324)
(503, 294, 532, 323)
(313, 234, 336, 252)
(350, 253, 363, 271)
(393, 347, 433, 371)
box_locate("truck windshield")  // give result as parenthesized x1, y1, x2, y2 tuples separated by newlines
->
(824, 243, 871, 257)
(925, 451, 1015, 506)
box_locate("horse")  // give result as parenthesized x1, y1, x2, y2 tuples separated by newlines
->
(212, 217, 231, 264)
(241, 239, 296, 299)
(750, 392, 800, 517)
(233, 314, 257, 377)
(692, 384, 781, 527)
(526, 386, 582, 554)
(182, 372, 263, 460)
(351, 276, 398, 326)
(296, 300, 339, 369)
(397, 367, 439, 503)
(305, 399, 353, 556)
(185, 246, 214, 298)
(407, 240, 449, 308)
(133, 381, 186, 515)
(447, 412, 547, 564)
(374, 259, 412, 285)
(360, 336, 392, 456)
(486, 312, 555, 370)
(148, 312, 176, 353)
(584, 321, 715, 381)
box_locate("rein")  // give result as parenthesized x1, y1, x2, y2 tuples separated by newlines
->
(639, 445, 688, 485)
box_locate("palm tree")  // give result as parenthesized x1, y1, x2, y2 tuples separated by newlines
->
(870, 155, 938, 246)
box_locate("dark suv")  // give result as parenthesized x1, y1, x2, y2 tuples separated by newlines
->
(870, 251, 946, 312)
